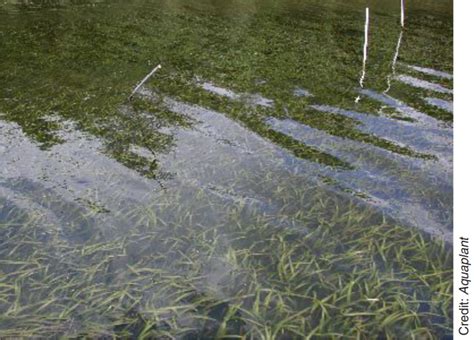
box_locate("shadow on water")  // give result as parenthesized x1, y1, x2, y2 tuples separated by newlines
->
(0, 0, 453, 337)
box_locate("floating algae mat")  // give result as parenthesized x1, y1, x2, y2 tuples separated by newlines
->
(0, 0, 453, 338)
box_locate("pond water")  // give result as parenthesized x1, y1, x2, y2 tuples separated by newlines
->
(0, 0, 453, 338)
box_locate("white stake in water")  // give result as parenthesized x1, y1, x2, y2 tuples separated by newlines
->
(356, 7, 370, 103)
(129, 64, 162, 101)
(384, 30, 404, 93)
(401, 0, 405, 27)
(360, 7, 369, 88)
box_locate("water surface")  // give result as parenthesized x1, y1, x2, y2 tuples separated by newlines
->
(0, 0, 453, 338)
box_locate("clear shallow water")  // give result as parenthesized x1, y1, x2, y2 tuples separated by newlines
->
(0, 0, 453, 338)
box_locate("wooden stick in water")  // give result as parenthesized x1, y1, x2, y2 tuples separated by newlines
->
(128, 64, 161, 101)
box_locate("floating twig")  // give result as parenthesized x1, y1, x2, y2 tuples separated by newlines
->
(128, 64, 161, 101)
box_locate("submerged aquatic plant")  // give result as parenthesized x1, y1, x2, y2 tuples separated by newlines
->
(0, 0, 453, 338)
(0, 181, 453, 338)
